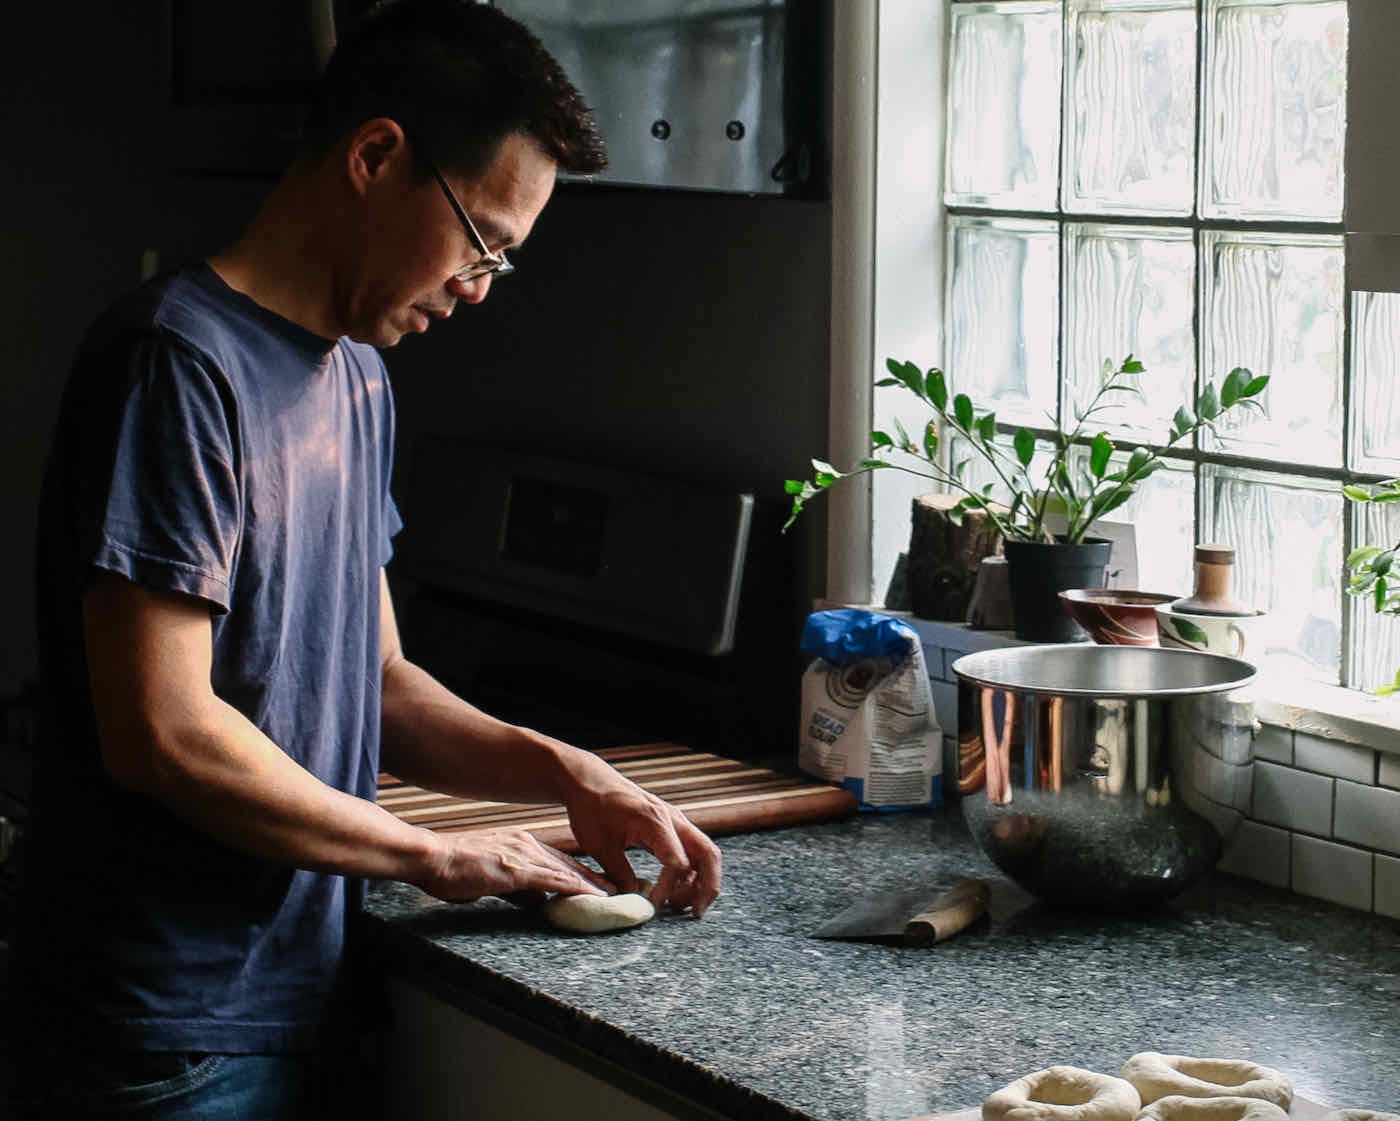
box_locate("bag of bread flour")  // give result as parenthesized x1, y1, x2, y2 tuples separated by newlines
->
(797, 609, 943, 811)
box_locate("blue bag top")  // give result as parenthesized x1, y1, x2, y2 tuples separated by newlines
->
(799, 609, 918, 667)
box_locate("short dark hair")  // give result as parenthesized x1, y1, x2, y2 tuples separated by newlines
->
(303, 0, 607, 178)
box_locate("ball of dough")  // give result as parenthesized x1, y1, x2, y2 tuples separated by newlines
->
(1324, 1111, 1400, 1121)
(1137, 1095, 1289, 1121)
(543, 878, 656, 934)
(1121, 1053, 1292, 1109)
(984, 1065, 1141, 1121)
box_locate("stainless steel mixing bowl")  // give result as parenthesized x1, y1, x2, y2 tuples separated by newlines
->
(952, 645, 1257, 910)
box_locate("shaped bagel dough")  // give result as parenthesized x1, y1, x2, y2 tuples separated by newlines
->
(544, 878, 656, 934)
(1323, 1112, 1400, 1121)
(983, 1065, 1141, 1121)
(1137, 1095, 1290, 1121)
(1120, 1053, 1292, 1109)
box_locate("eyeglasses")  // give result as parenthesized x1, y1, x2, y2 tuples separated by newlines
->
(412, 135, 514, 282)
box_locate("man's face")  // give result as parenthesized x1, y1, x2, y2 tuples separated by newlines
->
(343, 131, 557, 348)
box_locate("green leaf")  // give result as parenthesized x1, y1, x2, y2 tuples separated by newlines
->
(1221, 368, 1246, 408)
(783, 479, 807, 496)
(1343, 484, 1374, 503)
(811, 458, 841, 479)
(927, 368, 948, 411)
(1373, 491, 1400, 504)
(1121, 356, 1146, 375)
(893, 360, 927, 400)
(1199, 384, 1221, 421)
(1089, 432, 1113, 478)
(871, 430, 894, 450)
(953, 458, 969, 480)
(893, 418, 912, 452)
(1376, 550, 1395, 577)
(977, 412, 997, 442)
(923, 420, 939, 459)
(1014, 428, 1035, 467)
(954, 394, 974, 430)
(1090, 488, 1134, 521)
(1242, 374, 1268, 398)
(1126, 446, 1154, 478)
(1349, 545, 1385, 567)
(874, 377, 901, 388)
(1173, 405, 1195, 436)
(1377, 576, 1389, 614)
(859, 459, 891, 470)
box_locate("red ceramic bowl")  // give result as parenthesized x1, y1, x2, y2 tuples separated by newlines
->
(1058, 589, 1178, 645)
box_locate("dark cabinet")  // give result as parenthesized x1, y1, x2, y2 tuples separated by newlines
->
(163, 0, 372, 176)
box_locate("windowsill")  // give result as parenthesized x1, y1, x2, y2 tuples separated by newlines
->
(819, 602, 1400, 756)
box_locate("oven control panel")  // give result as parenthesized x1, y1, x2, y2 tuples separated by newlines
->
(399, 438, 753, 656)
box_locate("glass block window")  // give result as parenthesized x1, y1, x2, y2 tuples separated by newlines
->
(942, 0, 1374, 687)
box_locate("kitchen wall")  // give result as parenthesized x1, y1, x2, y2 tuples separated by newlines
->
(0, 4, 831, 707)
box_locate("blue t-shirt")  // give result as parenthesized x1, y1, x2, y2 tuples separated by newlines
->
(23, 262, 402, 1053)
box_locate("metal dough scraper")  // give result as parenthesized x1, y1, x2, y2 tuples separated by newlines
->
(810, 877, 991, 946)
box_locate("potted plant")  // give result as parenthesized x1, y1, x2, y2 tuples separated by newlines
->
(1343, 477, 1400, 695)
(785, 356, 1269, 641)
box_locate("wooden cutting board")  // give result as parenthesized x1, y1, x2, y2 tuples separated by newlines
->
(900, 1093, 1332, 1121)
(376, 742, 858, 851)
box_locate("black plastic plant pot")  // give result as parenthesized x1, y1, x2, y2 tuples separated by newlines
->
(1002, 537, 1114, 643)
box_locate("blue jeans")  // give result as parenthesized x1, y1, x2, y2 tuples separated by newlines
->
(16, 1051, 379, 1120)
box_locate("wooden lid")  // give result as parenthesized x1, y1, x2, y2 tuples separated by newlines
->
(1195, 543, 1235, 565)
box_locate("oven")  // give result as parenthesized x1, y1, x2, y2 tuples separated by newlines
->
(390, 437, 808, 759)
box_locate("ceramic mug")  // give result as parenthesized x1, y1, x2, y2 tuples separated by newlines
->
(1154, 604, 1264, 658)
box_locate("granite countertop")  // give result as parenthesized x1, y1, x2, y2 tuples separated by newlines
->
(361, 806, 1400, 1121)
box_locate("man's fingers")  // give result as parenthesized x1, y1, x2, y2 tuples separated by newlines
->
(674, 815, 722, 918)
(591, 847, 639, 896)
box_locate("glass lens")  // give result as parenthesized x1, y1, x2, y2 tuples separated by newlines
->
(946, 2, 1063, 211)
(945, 215, 1060, 428)
(1063, 0, 1197, 216)
(1062, 222, 1196, 442)
(1199, 230, 1344, 464)
(1201, 0, 1347, 221)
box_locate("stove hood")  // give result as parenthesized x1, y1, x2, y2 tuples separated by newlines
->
(496, 0, 823, 196)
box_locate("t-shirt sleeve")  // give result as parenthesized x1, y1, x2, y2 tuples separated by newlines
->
(91, 332, 241, 613)
(378, 358, 403, 567)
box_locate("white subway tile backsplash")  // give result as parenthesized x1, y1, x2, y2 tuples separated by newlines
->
(1293, 732, 1376, 784)
(1377, 855, 1400, 921)
(1252, 761, 1333, 837)
(1218, 820, 1291, 888)
(1252, 723, 1294, 765)
(1292, 834, 1374, 911)
(1334, 781, 1400, 856)
(1380, 754, 1400, 790)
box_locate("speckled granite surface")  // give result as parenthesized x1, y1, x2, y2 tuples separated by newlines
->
(360, 806, 1400, 1121)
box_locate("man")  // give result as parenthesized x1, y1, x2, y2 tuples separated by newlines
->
(15, 2, 721, 1115)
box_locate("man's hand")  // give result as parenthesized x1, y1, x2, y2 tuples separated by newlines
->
(561, 753, 723, 918)
(416, 828, 614, 904)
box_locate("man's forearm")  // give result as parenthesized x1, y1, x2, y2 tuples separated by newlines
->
(379, 655, 582, 803)
(115, 692, 442, 886)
